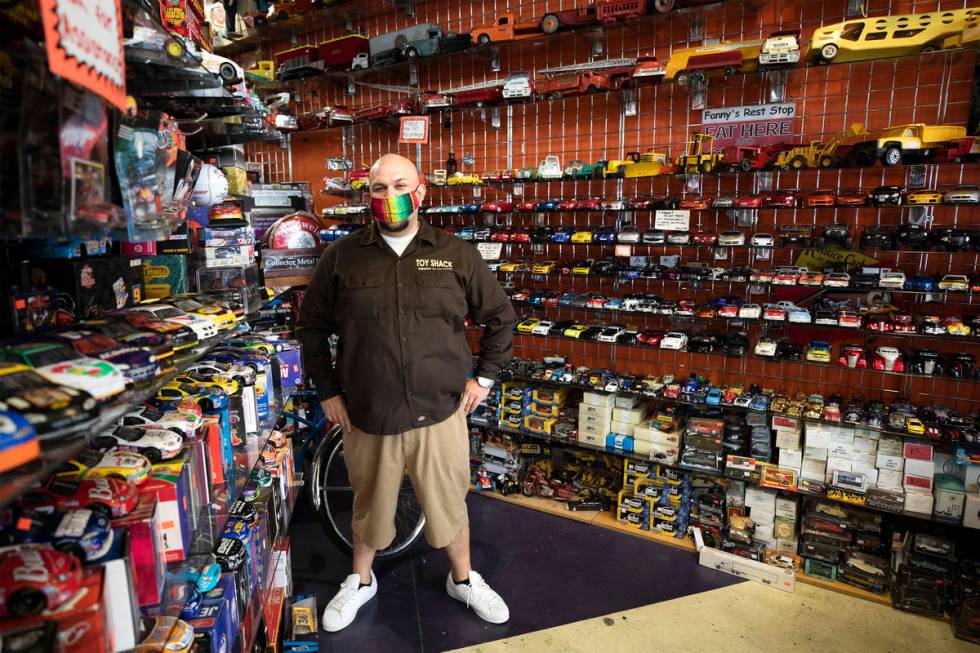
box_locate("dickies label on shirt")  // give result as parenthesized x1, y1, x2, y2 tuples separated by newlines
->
(416, 258, 453, 270)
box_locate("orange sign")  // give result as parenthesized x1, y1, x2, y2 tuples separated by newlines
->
(399, 116, 430, 144)
(39, 0, 127, 110)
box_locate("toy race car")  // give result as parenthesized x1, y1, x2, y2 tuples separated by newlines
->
(119, 406, 203, 439)
(57, 448, 151, 486)
(0, 507, 113, 562)
(91, 426, 183, 463)
(0, 546, 82, 617)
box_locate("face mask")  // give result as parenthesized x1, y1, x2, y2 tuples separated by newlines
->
(371, 185, 423, 225)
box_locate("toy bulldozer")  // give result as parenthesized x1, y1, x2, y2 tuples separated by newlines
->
(775, 123, 867, 170)
(678, 133, 724, 174)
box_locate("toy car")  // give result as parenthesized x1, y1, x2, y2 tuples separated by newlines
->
(127, 304, 219, 340)
(868, 185, 903, 206)
(943, 185, 980, 204)
(904, 274, 935, 291)
(734, 195, 763, 209)
(170, 298, 237, 332)
(0, 547, 82, 617)
(660, 332, 688, 350)
(938, 274, 969, 291)
(51, 330, 160, 382)
(906, 417, 925, 435)
(531, 320, 554, 336)
(806, 341, 832, 363)
(775, 341, 803, 361)
(836, 189, 867, 206)
(906, 189, 943, 205)
(57, 448, 152, 486)
(762, 189, 800, 208)
(738, 304, 762, 319)
(873, 346, 904, 372)
(0, 363, 97, 435)
(91, 426, 183, 462)
(879, 271, 906, 289)
(20, 475, 136, 519)
(596, 326, 624, 343)
(944, 316, 971, 336)
(136, 616, 195, 653)
(0, 507, 113, 562)
(516, 318, 541, 334)
(823, 272, 851, 287)
(718, 231, 745, 246)
(571, 229, 594, 243)
(750, 233, 774, 248)
(0, 343, 128, 402)
(563, 324, 589, 338)
(807, 189, 836, 206)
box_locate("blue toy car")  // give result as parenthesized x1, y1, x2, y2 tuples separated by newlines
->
(559, 292, 581, 307)
(457, 226, 477, 240)
(181, 587, 203, 620)
(904, 274, 935, 291)
(594, 228, 617, 243)
(604, 298, 624, 310)
(0, 507, 113, 562)
(705, 388, 722, 405)
(196, 560, 222, 592)
(749, 394, 770, 411)
(550, 228, 573, 243)
(535, 199, 559, 211)
(462, 203, 482, 213)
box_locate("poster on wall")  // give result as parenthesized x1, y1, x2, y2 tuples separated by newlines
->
(701, 102, 796, 149)
(399, 116, 430, 144)
(39, 0, 127, 110)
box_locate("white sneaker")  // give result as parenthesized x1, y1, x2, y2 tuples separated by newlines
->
(322, 570, 377, 632)
(446, 570, 509, 624)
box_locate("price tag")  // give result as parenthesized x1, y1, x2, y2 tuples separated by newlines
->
(513, 183, 523, 197)
(398, 116, 430, 144)
(477, 242, 503, 260)
(614, 244, 632, 257)
(629, 255, 649, 267)
(473, 186, 482, 199)
(654, 210, 691, 231)
(660, 255, 679, 268)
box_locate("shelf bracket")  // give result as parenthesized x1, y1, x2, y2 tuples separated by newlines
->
(733, 210, 756, 228)
(491, 48, 501, 73)
(847, 0, 866, 17)
(755, 170, 774, 192)
(765, 69, 788, 103)
(907, 206, 930, 226)
(688, 13, 703, 41)
(408, 62, 418, 86)
(491, 106, 501, 129)
(687, 74, 707, 110)
(622, 88, 637, 117)
(682, 174, 702, 193)
(579, 28, 605, 57)
(906, 164, 926, 188)
(405, 0, 415, 18)
(347, 77, 355, 97)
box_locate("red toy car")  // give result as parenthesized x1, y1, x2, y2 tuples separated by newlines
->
(481, 200, 514, 213)
(734, 195, 763, 209)
(762, 190, 801, 208)
(692, 231, 718, 245)
(557, 199, 579, 211)
(891, 314, 916, 333)
(837, 309, 862, 328)
(638, 329, 663, 346)
(491, 228, 512, 243)
(578, 197, 604, 210)
(0, 546, 82, 617)
(839, 345, 868, 369)
(516, 200, 538, 212)
(864, 314, 893, 332)
(20, 477, 137, 519)
(627, 197, 655, 210)
(511, 228, 531, 243)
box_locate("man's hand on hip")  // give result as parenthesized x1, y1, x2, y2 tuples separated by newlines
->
(461, 378, 490, 414)
(321, 395, 352, 432)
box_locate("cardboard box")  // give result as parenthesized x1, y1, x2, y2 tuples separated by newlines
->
(139, 459, 192, 562)
(778, 449, 803, 469)
(934, 474, 965, 521)
(189, 598, 232, 653)
(614, 394, 639, 409)
(904, 490, 934, 515)
(904, 473, 934, 493)
(612, 405, 647, 425)
(904, 457, 934, 479)
(578, 430, 604, 446)
(772, 415, 800, 432)
(964, 492, 980, 529)
(699, 546, 796, 592)
(606, 434, 634, 451)
(875, 452, 904, 471)
(878, 436, 904, 456)
(878, 468, 904, 490)
(609, 421, 636, 437)
(633, 423, 681, 445)
(903, 442, 934, 461)
(582, 391, 616, 408)
(112, 495, 165, 607)
(579, 403, 614, 419)
(775, 429, 801, 450)
(633, 440, 679, 462)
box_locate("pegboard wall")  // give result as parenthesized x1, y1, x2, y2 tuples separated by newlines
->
(237, 0, 980, 413)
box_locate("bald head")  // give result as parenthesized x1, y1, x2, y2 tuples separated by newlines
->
(367, 153, 426, 233)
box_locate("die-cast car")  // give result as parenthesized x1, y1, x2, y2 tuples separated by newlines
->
(943, 185, 980, 204)
(905, 189, 943, 205)
(837, 309, 862, 328)
(0, 343, 128, 401)
(0, 508, 113, 562)
(873, 346, 904, 372)
(739, 304, 762, 319)
(905, 274, 935, 291)
(718, 231, 746, 246)
(944, 316, 971, 336)
(119, 406, 203, 438)
(660, 332, 688, 350)
(170, 298, 237, 331)
(596, 326, 624, 343)
(734, 195, 763, 209)
(823, 272, 851, 287)
(750, 233, 775, 248)
(938, 274, 969, 291)
(92, 426, 183, 462)
(879, 271, 906, 289)
(20, 476, 137, 518)
(57, 448, 152, 486)
(136, 616, 195, 653)
(806, 341, 832, 363)
(763, 304, 787, 321)
(0, 546, 82, 617)
(571, 229, 594, 243)
(0, 363, 97, 435)
(839, 345, 868, 368)
(50, 331, 159, 382)
(755, 338, 778, 357)
(127, 305, 218, 340)
(531, 320, 554, 336)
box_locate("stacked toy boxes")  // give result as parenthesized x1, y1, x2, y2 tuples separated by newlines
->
(616, 460, 691, 537)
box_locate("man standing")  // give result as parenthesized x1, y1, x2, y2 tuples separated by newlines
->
(296, 154, 517, 632)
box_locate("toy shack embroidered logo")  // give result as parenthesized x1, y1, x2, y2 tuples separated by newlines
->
(39, 0, 127, 110)
(415, 258, 453, 271)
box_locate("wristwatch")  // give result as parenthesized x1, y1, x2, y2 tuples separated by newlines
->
(476, 376, 494, 389)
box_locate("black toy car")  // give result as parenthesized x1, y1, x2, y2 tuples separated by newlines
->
(215, 536, 247, 571)
(531, 226, 553, 243)
(726, 267, 752, 283)
(861, 227, 894, 249)
(850, 272, 882, 290)
(868, 186, 904, 206)
(893, 223, 929, 250)
(931, 228, 973, 252)
(821, 223, 851, 248)
(688, 334, 721, 353)
(724, 334, 749, 357)
(775, 341, 803, 361)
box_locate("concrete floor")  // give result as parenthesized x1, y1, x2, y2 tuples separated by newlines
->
(449, 581, 974, 653)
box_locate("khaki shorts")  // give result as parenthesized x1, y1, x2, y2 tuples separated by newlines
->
(343, 404, 470, 550)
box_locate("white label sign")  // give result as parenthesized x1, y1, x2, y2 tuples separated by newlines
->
(655, 210, 690, 231)
(477, 242, 503, 260)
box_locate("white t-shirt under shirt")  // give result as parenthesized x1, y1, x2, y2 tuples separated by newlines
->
(380, 228, 417, 257)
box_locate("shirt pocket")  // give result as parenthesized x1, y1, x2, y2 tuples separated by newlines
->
(338, 274, 386, 319)
(415, 271, 463, 317)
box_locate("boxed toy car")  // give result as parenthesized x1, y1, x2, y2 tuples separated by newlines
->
(933, 474, 965, 522)
(612, 404, 647, 425)
(202, 245, 256, 268)
(141, 254, 189, 299)
(582, 390, 616, 408)
(28, 256, 144, 318)
(606, 434, 634, 452)
(195, 264, 264, 314)
(140, 457, 193, 562)
(199, 224, 255, 248)
(189, 598, 232, 653)
(523, 414, 557, 434)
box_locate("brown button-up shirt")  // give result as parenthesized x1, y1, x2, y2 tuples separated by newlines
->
(296, 220, 517, 435)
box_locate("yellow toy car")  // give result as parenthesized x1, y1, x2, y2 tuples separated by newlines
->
(938, 274, 969, 291)
(173, 372, 240, 395)
(572, 260, 593, 275)
(446, 173, 483, 186)
(170, 298, 237, 331)
(532, 260, 557, 274)
(135, 616, 194, 653)
(516, 318, 541, 333)
(58, 448, 152, 485)
(905, 417, 925, 435)
(500, 260, 526, 273)
(571, 230, 594, 243)
(563, 323, 588, 338)
(905, 189, 943, 205)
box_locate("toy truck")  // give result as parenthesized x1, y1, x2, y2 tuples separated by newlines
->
(536, 70, 617, 99)
(678, 133, 724, 173)
(542, 0, 646, 31)
(369, 23, 444, 65)
(758, 30, 801, 68)
(274, 45, 320, 80)
(848, 123, 968, 167)
(269, 0, 320, 21)
(471, 13, 556, 44)
(665, 39, 763, 85)
(623, 151, 673, 178)
(245, 60, 275, 82)
(774, 123, 867, 170)
(318, 34, 370, 72)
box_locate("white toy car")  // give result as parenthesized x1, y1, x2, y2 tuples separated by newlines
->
(93, 426, 183, 462)
(119, 406, 203, 438)
(127, 305, 218, 340)
(601, 200, 626, 211)
(878, 271, 906, 289)
(718, 231, 746, 246)
(738, 304, 762, 319)
(537, 155, 563, 179)
(787, 307, 812, 323)
(4, 343, 129, 401)
(502, 71, 533, 99)
(755, 338, 778, 357)
(532, 320, 555, 336)
(660, 332, 688, 350)
(823, 272, 851, 287)
(617, 227, 641, 243)
(751, 233, 775, 247)
(597, 326, 624, 343)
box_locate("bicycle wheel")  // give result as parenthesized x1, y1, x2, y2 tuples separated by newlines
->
(311, 425, 426, 559)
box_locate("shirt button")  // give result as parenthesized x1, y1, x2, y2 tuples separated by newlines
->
(417, 416, 425, 422)
(397, 282, 404, 288)
(401, 336, 407, 342)
(399, 309, 406, 315)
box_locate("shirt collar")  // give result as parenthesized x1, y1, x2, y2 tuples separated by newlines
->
(360, 220, 435, 247)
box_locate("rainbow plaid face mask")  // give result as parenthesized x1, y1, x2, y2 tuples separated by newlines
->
(370, 185, 423, 225)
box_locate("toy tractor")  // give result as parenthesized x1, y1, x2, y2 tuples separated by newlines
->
(775, 123, 866, 170)
(678, 133, 724, 174)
